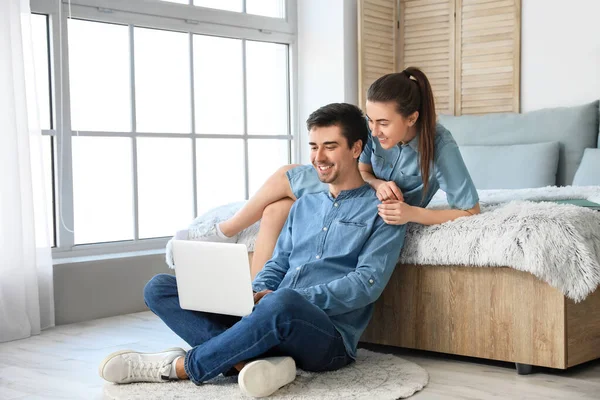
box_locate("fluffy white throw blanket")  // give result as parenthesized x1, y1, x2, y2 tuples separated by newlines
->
(166, 186, 600, 302)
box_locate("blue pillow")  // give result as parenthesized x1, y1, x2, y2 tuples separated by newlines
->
(573, 149, 600, 186)
(439, 100, 599, 186)
(459, 142, 560, 189)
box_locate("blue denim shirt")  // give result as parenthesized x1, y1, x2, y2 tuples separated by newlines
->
(359, 123, 479, 209)
(252, 183, 406, 359)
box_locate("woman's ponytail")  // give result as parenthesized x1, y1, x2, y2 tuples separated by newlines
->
(402, 67, 436, 194)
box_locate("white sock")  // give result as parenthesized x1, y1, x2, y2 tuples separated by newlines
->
(169, 357, 182, 380)
(214, 223, 230, 239)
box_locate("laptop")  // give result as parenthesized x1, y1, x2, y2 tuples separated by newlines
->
(171, 240, 255, 317)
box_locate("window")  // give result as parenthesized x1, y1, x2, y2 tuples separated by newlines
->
(192, 0, 242, 13)
(72, 137, 135, 244)
(31, 14, 52, 130)
(246, 0, 286, 19)
(29, 0, 295, 257)
(161, 0, 286, 19)
(68, 19, 131, 132)
(31, 13, 56, 247)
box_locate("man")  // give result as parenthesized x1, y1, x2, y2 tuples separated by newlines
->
(99, 103, 406, 398)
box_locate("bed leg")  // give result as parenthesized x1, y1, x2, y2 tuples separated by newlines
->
(515, 363, 533, 375)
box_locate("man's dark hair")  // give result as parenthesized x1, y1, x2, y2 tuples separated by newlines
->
(306, 103, 369, 153)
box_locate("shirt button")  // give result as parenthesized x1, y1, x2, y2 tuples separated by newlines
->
(296, 267, 301, 271)
(316, 255, 321, 259)
(334, 203, 339, 207)
(323, 227, 328, 231)
(369, 279, 374, 284)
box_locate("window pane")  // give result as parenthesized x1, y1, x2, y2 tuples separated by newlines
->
(248, 139, 289, 196)
(31, 14, 51, 130)
(196, 139, 245, 215)
(72, 137, 134, 244)
(41, 136, 55, 247)
(137, 138, 194, 238)
(246, 41, 288, 135)
(134, 28, 190, 134)
(193, 0, 242, 12)
(194, 35, 243, 134)
(68, 20, 131, 132)
(246, 0, 285, 18)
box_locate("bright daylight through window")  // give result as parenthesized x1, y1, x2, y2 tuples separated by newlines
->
(29, 0, 293, 256)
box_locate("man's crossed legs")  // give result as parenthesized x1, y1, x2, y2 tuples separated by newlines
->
(99, 274, 352, 397)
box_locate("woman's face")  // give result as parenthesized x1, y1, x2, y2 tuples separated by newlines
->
(365, 100, 418, 149)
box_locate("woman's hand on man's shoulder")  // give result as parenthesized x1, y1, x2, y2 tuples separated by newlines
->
(375, 181, 404, 202)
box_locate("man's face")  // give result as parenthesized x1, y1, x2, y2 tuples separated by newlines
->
(309, 125, 361, 184)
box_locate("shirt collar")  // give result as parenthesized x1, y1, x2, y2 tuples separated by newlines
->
(327, 183, 372, 201)
(401, 133, 419, 152)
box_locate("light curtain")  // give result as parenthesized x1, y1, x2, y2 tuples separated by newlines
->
(0, 0, 55, 342)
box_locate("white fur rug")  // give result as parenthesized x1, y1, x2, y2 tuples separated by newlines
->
(102, 349, 428, 400)
(167, 186, 600, 302)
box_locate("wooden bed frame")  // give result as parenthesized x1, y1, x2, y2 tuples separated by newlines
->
(360, 264, 600, 374)
(249, 254, 600, 374)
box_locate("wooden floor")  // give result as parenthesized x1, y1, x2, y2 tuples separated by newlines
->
(0, 312, 599, 399)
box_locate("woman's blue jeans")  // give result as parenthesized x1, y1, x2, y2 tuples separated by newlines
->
(143, 273, 353, 384)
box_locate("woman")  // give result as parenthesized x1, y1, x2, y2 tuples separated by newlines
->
(200, 67, 480, 278)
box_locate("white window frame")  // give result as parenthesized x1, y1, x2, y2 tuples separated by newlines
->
(30, 0, 299, 260)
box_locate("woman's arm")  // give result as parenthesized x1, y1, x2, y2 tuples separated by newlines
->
(377, 201, 480, 226)
(410, 202, 480, 225)
(358, 162, 382, 188)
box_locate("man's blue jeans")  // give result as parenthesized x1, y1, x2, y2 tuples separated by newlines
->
(143, 274, 353, 384)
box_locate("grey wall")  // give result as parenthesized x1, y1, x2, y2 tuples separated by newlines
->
(53, 253, 172, 325)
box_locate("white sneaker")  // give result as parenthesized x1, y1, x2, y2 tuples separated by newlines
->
(190, 223, 238, 243)
(99, 347, 185, 384)
(238, 356, 296, 398)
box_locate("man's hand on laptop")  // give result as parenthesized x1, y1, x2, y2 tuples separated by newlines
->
(253, 290, 273, 304)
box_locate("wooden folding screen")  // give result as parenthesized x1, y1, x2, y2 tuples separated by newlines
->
(358, 0, 521, 115)
(399, 0, 455, 114)
(455, 0, 521, 114)
(357, 0, 398, 109)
